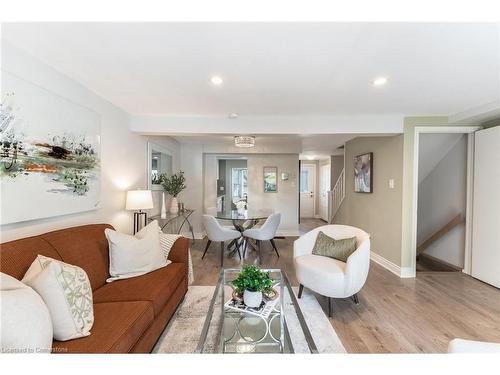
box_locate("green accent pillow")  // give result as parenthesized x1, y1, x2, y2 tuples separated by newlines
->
(311, 231, 357, 262)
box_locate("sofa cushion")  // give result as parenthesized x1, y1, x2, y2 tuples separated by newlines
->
(40, 224, 113, 291)
(0, 237, 62, 280)
(93, 263, 185, 316)
(51, 301, 154, 353)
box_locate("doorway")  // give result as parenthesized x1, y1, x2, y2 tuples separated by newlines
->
(416, 133, 467, 272)
(216, 158, 248, 212)
(300, 163, 316, 218)
(410, 126, 480, 277)
(319, 163, 331, 221)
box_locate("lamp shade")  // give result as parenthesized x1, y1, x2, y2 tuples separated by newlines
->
(126, 190, 154, 210)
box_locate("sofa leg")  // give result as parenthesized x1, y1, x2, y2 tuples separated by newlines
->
(352, 294, 359, 305)
(298, 284, 304, 299)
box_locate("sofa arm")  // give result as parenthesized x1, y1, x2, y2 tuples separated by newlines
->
(168, 237, 189, 265)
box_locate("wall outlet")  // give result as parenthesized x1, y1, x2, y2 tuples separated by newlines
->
(389, 179, 395, 189)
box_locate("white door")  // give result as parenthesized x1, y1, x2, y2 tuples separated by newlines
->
(319, 164, 331, 221)
(471, 127, 500, 288)
(300, 164, 316, 218)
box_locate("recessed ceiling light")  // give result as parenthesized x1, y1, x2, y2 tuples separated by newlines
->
(307, 155, 315, 160)
(210, 75, 223, 86)
(372, 77, 388, 86)
(228, 113, 239, 119)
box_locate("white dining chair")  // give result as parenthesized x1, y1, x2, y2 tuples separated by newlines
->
(202, 215, 242, 266)
(242, 213, 281, 264)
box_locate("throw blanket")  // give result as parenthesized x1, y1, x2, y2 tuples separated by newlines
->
(159, 233, 194, 285)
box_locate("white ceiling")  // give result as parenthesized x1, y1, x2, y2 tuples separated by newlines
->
(3, 23, 499, 117)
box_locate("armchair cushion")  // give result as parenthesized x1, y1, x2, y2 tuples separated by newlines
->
(295, 255, 347, 297)
(311, 231, 357, 262)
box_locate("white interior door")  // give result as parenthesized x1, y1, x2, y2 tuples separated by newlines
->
(319, 164, 331, 221)
(300, 164, 316, 218)
(471, 126, 500, 288)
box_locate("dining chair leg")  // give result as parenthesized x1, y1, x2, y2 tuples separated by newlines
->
(257, 240, 262, 265)
(220, 241, 224, 267)
(298, 284, 304, 299)
(328, 297, 332, 318)
(243, 238, 248, 258)
(270, 239, 280, 258)
(237, 239, 242, 261)
(202, 240, 212, 259)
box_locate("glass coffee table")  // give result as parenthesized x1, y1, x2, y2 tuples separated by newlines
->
(195, 268, 318, 354)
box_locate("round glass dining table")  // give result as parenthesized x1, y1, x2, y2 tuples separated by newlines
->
(215, 208, 274, 259)
(215, 208, 273, 222)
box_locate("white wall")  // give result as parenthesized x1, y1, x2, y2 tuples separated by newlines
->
(180, 143, 205, 236)
(247, 154, 299, 235)
(417, 134, 467, 268)
(202, 153, 299, 236)
(0, 42, 178, 242)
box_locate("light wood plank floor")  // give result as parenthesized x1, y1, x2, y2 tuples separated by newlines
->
(190, 219, 500, 353)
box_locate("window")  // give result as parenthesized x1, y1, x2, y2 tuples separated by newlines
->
(231, 168, 248, 203)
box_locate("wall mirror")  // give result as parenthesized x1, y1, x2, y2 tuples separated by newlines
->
(147, 141, 173, 190)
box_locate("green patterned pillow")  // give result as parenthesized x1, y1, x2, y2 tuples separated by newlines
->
(311, 231, 357, 262)
(22, 255, 94, 341)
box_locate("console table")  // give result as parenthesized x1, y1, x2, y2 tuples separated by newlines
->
(149, 209, 196, 243)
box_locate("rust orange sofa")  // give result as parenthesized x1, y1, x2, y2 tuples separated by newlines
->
(0, 224, 189, 353)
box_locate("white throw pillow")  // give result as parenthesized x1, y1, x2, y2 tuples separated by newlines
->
(105, 220, 170, 282)
(0, 272, 53, 353)
(22, 256, 94, 341)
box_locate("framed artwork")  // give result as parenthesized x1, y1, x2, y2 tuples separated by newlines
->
(263, 166, 278, 192)
(0, 72, 101, 224)
(354, 152, 373, 193)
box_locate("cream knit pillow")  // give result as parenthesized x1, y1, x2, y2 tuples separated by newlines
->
(1, 272, 53, 353)
(22, 256, 94, 341)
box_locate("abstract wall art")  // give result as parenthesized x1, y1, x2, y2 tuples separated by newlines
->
(0, 72, 101, 224)
(354, 152, 373, 193)
(263, 166, 278, 193)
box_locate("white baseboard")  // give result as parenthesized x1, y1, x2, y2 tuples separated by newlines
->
(179, 231, 205, 240)
(276, 229, 300, 237)
(370, 251, 415, 278)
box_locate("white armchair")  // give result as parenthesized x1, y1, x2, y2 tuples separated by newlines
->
(293, 224, 370, 317)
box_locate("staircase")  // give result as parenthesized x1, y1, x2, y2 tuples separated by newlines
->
(328, 168, 345, 223)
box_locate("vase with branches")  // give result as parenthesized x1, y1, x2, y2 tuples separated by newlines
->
(159, 171, 186, 214)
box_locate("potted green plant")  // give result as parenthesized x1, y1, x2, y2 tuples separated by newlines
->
(159, 171, 186, 214)
(231, 265, 273, 308)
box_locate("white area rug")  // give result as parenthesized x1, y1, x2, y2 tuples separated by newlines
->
(153, 286, 346, 353)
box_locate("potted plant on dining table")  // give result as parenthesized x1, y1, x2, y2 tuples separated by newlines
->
(231, 265, 274, 308)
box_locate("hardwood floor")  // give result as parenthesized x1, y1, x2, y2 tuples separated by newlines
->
(190, 218, 500, 353)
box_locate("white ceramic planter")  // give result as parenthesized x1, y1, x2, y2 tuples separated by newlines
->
(170, 197, 179, 214)
(243, 290, 263, 308)
(161, 192, 167, 219)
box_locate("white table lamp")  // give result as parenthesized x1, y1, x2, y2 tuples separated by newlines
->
(126, 190, 153, 234)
